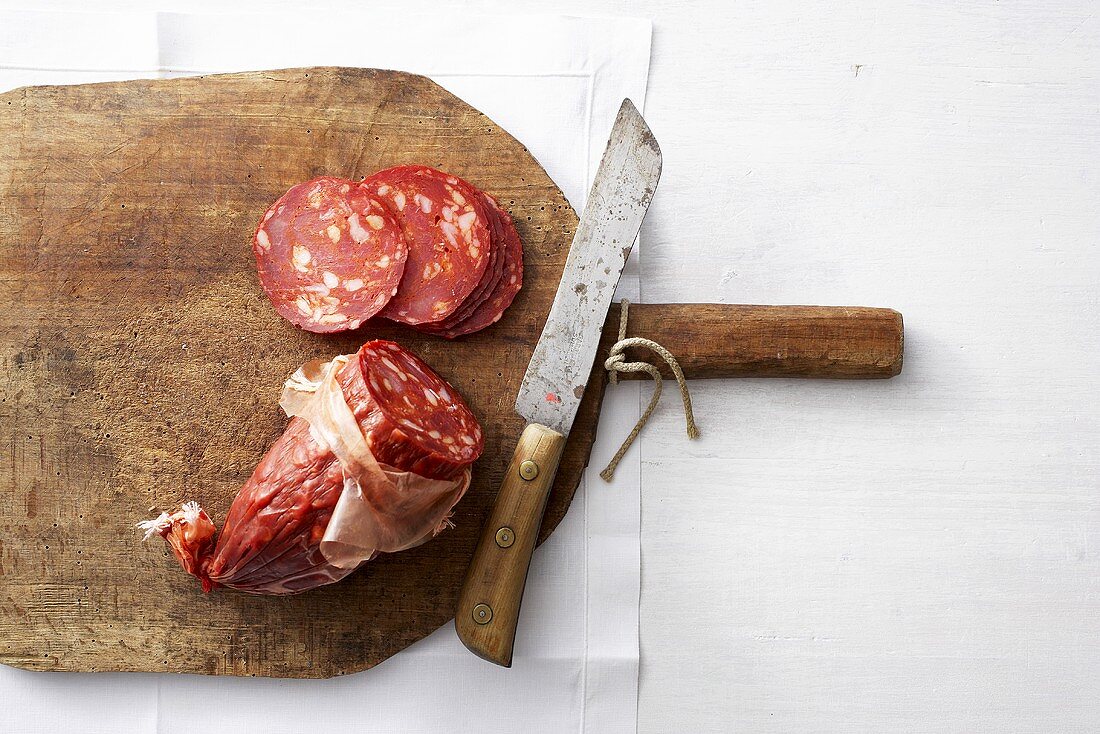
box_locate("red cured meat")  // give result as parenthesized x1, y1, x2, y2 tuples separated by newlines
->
(429, 191, 507, 328)
(424, 231, 502, 329)
(202, 416, 351, 593)
(364, 166, 491, 325)
(356, 340, 483, 478)
(419, 193, 506, 332)
(254, 176, 408, 333)
(421, 194, 524, 339)
(139, 341, 481, 595)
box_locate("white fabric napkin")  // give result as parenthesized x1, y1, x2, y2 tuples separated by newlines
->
(0, 8, 651, 733)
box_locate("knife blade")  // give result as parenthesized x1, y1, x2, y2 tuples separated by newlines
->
(455, 99, 662, 666)
(515, 100, 662, 436)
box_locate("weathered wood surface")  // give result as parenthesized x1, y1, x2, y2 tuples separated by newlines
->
(0, 67, 902, 677)
(605, 303, 902, 380)
(0, 67, 589, 678)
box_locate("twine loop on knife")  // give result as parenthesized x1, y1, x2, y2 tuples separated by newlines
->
(600, 300, 699, 481)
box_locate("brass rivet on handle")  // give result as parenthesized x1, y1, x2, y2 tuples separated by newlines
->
(472, 603, 493, 625)
(495, 527, 515, 548)
(519, 459, 539, 480)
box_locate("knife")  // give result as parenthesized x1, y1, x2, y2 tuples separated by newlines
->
(455, 99, 662, 667)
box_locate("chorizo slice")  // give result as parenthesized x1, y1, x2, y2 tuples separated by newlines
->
(364, 166, 492, 325)
(254, 176, 407, 333)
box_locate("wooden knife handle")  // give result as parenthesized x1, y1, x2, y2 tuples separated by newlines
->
(604, 303, 903, 379)
(455, 423, 567, 667)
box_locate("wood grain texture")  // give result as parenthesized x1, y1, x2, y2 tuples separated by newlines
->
(605, 303, 902, 380)
(455, 423, 567, 667)
(0, 67, 591, 678)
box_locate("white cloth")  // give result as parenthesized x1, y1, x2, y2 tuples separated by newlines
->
(0, 8, 651, 733)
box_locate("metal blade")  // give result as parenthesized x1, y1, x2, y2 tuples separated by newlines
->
(515, 99, 662, 436)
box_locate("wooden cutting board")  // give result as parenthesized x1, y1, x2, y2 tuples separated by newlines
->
(0, 67, 903, 678)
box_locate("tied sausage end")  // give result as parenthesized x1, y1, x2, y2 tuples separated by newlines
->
(137, 501, 219, 592)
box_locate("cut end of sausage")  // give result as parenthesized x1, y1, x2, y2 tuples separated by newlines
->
(356, 340, 484, 475)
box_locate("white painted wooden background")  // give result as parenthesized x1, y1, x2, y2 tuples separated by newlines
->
(541, 1, 1099, 730)
(9, 1, 1100, 730)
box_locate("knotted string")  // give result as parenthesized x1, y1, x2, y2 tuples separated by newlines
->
(600, 300, 699, 481)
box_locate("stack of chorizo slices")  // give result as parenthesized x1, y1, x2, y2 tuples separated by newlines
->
(253, 166, 523, 338)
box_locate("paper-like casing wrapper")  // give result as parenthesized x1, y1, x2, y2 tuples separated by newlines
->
(280, 355, 471, 570)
